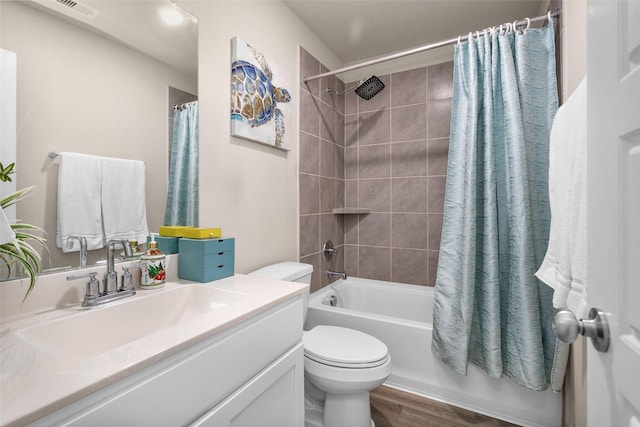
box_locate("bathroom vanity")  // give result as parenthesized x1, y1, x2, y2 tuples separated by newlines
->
(0, 259, 307, 426)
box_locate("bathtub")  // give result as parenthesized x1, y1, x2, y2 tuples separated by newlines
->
(304, 277, 561, 427)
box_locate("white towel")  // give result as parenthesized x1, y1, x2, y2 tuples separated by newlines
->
(56, 152, 104, 252)
(536, 77, 588, 319)
(101, 157, 148, 244)
(0, 206, 15, 245)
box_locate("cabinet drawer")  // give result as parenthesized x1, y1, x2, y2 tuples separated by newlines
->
(180, 237, 234, 254)
(179, 250, 235, 282)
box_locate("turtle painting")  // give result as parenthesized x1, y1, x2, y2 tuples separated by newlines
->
(231, 38, 291, 149)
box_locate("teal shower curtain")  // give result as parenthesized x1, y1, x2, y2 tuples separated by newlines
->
(431, 23, 558, 390)
(164, 101, 199, 226)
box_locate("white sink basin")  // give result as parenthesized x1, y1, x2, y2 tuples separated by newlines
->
(15, 285, 246, 359)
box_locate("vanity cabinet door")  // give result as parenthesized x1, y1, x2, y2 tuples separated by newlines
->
(191, 343, 304, 427)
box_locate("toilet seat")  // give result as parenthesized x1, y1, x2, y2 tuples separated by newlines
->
(303, 326, 389, 369)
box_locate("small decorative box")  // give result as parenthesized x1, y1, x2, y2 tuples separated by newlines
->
(178, 237, 235, 283)
(150, 235, 179, 254)
(159, 225, 194, 237)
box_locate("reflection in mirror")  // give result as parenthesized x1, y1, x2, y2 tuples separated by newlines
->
(0, 0, 198, 280)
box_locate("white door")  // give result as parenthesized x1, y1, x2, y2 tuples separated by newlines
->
(587, 0, 640, 426)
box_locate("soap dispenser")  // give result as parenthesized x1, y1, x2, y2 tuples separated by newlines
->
(140, 233, 166, 289)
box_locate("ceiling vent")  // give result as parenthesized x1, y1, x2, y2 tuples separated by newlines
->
(55, 0, 101, 19)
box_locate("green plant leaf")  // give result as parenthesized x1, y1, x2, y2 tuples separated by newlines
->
(0, 239, 38, 301)
(1, 185, 47, 301)
(1, 186, 35, 210)
(0, 162, 15, 183)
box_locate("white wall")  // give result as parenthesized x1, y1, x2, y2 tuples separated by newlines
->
(562, 0, 587, 98)
(181, 1, 342, 273)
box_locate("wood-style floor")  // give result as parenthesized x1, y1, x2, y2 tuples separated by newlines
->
(370, 386, 521, 427)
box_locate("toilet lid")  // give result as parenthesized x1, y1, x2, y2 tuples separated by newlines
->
(303, 326, 389, 368)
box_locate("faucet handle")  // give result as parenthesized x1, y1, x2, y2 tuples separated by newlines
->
(120, 267, 134, 292)
(67, 272, 100, 304)
(323, 240, 338, 260)
(67, 271, 98, 282)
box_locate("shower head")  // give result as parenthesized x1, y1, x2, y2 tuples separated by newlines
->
(354, 75, 385, 100)
(325, 75, 385, 100)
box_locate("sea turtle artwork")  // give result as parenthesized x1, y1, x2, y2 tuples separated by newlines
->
(231, 37, 291, 149)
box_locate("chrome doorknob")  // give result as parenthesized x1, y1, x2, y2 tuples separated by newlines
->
(552, 307, 610, 353)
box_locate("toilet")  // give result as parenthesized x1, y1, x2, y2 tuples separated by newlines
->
(249, 262, 391, 427)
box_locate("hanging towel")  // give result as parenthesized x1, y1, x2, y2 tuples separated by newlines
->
(101, 157, 149, 244)
(56, 152, 103, 252)
(535, 77, 588, 319)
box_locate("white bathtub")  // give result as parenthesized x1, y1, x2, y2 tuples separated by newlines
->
(304, 277, 561, 427)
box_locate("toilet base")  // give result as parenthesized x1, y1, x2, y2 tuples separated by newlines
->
(304, 381, 375, 427)
(323, 391, 373, 427)
(304, 410, 374, 427)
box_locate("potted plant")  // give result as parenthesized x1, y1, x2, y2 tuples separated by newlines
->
(0, 162, 47, 300)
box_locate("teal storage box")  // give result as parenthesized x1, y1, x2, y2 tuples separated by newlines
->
(148, 235, 179, 254)
(178, 237, 235, 282)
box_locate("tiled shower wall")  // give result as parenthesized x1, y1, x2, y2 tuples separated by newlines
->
(299, 48, 346, 291)
(299, 47, 452, 291)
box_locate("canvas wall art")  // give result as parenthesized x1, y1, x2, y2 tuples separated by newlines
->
(230, 37, 291, 150)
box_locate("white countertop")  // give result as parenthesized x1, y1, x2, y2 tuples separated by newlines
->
(0, 266, 307, 427)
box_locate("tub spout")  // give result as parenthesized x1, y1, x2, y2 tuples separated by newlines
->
(327, 270, 347, 280)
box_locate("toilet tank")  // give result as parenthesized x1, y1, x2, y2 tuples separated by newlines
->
(248, 262, 313, 323)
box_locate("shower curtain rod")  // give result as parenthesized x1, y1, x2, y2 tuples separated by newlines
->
(174, 101, 197, 110)
(303, 10, 560, 82)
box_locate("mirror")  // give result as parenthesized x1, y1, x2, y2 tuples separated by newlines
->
(0, 0, 198, 279)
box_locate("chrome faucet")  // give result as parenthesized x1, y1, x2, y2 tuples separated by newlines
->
(326, 270, 347, 280)
(67, 239, 135, 307)
(66, 235, 87, 267)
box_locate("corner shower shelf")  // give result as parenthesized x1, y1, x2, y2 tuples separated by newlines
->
(332, 208, 371, 215)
